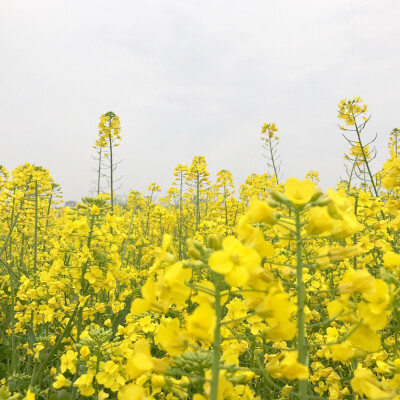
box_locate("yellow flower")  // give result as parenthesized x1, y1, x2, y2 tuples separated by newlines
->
(245, 198, 277, 225)
(284, 177, 315, 207)
(383, 251, 400, 268)
(131, 278, 164, 315)
(307, 206, 335, 235)
(126, 339, 155, 380)
(24, 390, 35, 400)
(60, 350, 78, 374)
(91, 204, 100, 215)
(338, 269, 375, 296)
(98, 391, 109, 400)
(363, 279, 390, 315)
(237, 222, 275, 258)
(117, 383, 145, 400)
(138, 315, 155, 333)
(161, 261, 192, 306)
(126, 339, 168, 380)
(357, 302, 387, 331)
(73, 372, 95, 396)
(53, 373, 72, 389)
(80, 345, 90, 358)
(330, 341, 356, 363)
(349, 325, 381, 352)
(259, 286, 297, 341)
(209, 236, 261, 287)
(152, 374, 166, 388)
(266, 351, 309, 380)
(186, 303, 216, 342)
(351, 364, 390, 399)
(155, 318, 187, 356)
(331, 213, 363, 239)
(96, 360, 125, 391)
(261, 122, 279, 138)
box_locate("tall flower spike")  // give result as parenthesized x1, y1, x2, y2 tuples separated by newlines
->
(260, 122, 282, 184)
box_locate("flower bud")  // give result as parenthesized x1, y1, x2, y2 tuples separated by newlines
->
(186, 239, 202, 260)
(270, 191, 288, 204)
(207, 235, 223, 251)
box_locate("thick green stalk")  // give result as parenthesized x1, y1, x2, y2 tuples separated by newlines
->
(33, 180, 38, 274)
(353, 122, 388, 226)
(43, 188, 53, 252)
(97, 147, 102, 195)
(354, 121, 378, 197)
(347, 163, 355, 192)
(179, 174, 183, 259)
(5, 199, 17, 374)
(137, 190, 154, 266)
(108, 133, 114, 212)
(196, 175, 200, 231)
(353, 198, 358, 269)
(10, 273, 17, 373)
(94, 346, 101, 398)
(269, 138, 280, 184)
(295, 209, 308, 398)
(144, 189, 154, 238)
(159, 214, 164, 243)
(223, 185, 228, 226)
(210, 275, 222, 400)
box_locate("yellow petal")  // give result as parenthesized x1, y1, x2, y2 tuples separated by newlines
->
(225, 266, 249, 287)
(209, 251, 233, 274)
(285, 177, 315, 206)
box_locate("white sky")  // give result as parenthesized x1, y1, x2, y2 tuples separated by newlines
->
(1, 1, 400, 201)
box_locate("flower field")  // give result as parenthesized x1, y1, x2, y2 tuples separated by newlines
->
(2, 98, 400, 399)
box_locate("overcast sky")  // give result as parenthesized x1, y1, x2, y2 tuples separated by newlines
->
(1, 1, 400, 201)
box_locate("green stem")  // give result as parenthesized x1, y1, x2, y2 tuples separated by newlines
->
(109, 133, 114, 212)
(179, 174, 183, 259)
(70, 217, 95, 399)
(295, 209, 308, 398)
(223, 185, 228, 226)
(353, 197, 358, 269)
(196, 175, 200, 231)
(210, 274, 222, 400)
(94, 347, 101, 398)
(10, 271, 17, 373)
(43, 187, 54, 252)
(269, 138, 280, 184)
(347, 163, 355, 192)
(97, 147, 102, 195)
(33, 181, 38, 274)
(354, 121, 378, 197)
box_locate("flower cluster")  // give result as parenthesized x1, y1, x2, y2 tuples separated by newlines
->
(2, 99, 400, 400)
